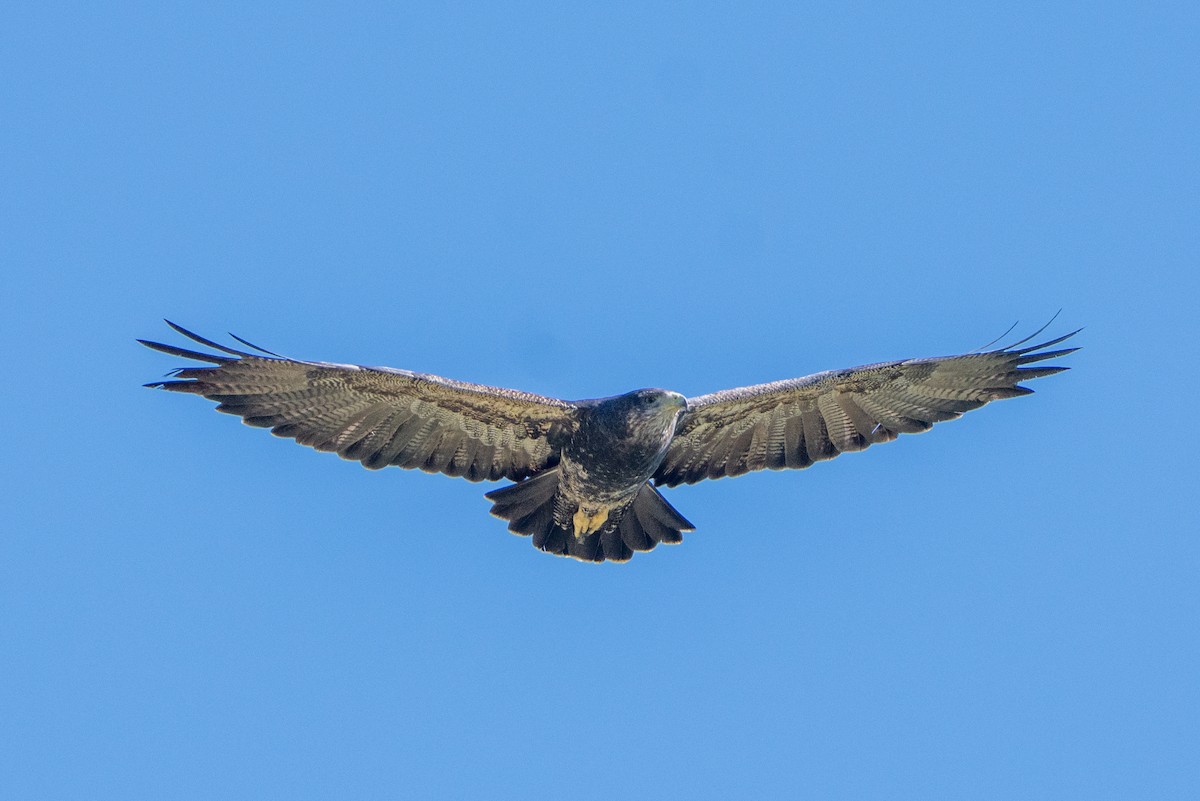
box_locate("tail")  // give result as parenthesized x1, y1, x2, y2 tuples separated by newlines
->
(484, 469, 695, 563)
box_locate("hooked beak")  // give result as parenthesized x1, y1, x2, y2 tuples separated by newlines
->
(666, 391, 688, 412)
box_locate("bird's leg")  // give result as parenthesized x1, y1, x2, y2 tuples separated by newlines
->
(572, 505, 610, 539)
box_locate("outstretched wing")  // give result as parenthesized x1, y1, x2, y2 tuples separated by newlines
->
(141, 322, 576, 482)
(655, 329, 1078, 487)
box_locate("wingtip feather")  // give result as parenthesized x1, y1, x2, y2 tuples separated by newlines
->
(228, 331, 283, 357)
(138, 338, 233, 364)
(163, 320, 254, 358)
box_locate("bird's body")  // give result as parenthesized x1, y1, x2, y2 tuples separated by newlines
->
(141, 321, 1077, 562)
(487, 389, 692, 560)
(558, 390, 686, 532)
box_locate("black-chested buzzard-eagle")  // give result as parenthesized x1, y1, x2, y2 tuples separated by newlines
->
(140, 320, 1077, 563)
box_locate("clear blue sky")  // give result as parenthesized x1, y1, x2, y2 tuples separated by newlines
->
(2, 3, 1197, 799)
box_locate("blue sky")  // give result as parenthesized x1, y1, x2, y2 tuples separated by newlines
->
(2, 2, 1197, 798)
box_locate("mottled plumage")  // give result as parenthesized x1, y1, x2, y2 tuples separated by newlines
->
(141, 320, 1077, 563)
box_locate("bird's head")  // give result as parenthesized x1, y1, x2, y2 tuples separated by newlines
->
(583, 388, 688, 435)
(624, 388, 688, 419)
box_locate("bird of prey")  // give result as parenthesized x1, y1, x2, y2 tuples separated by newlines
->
(140, 320, 1077, 563)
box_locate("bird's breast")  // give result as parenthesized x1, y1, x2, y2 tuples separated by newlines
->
(559, 418, 674, 501)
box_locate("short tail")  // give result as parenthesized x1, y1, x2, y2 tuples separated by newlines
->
(484, 470, 695, 563)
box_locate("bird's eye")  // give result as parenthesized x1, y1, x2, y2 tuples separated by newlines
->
(643, 395, 656, 405)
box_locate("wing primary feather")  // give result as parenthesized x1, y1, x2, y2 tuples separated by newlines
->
(1011, 330, 1082, 356)
(1014, 366, 1070, 380)
(227, 332, 284, 357)
(1000, 311, 1062, 351)
(972, 320, 1020, 353)
(163, 320, 256, 358)
(1016, 347, 1079, 365)
(138, 339, 233, 364)
(143, 379, 210, 391)
(986, 385, 1034, 399)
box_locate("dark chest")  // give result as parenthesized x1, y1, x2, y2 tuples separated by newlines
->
(562, 407, 675, 490)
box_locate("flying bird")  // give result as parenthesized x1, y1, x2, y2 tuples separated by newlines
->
(140, 321, 1077, 563)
